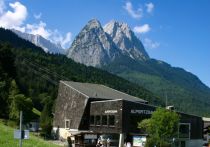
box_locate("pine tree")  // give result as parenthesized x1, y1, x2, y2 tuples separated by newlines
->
(9, 80, 33, 122)
(9, 80, 19, 121)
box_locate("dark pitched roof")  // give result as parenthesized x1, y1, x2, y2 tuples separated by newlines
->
(61, 81, 147, 103)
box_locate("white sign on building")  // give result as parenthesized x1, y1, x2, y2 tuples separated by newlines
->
(130, 110, 153, 115)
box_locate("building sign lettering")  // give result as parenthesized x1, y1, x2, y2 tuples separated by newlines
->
(131, 109, 153, 115)
(105, 110, 118, 114)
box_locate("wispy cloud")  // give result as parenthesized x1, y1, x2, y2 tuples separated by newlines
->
(50, 30, 72, 49)
(133, 24, 151, 34)
(0, 1, 27, 30)
(145, 2, 154, 14)
(0, 0, 72, 49)
(34, 12, 42, 19)
(60, 32, 72, 49)
(143, 38, 160, 49)
(25, 22, 72, 49)
(123, 1, 143, 19)
(26, 21, 50, 39)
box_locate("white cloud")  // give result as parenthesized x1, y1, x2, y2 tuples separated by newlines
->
(34, 12, 42, 19)
(50, 30, 72, 49)
(0, 1, 72, 49)
(61, 32, 72, 49)
(25, 22, 72, 48)
(0, 1, 27, 29)
(143, 38, 160, 49)
(123, 1, 143, 19)
(145, 2, 154, 14)
(133, 24, 151, 34)
(26, 21, 50, 39)
(13, 26, 25, 32)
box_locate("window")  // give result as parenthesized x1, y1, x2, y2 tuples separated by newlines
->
(65, 119, 70, 129)
(108, 115, 115, 126)
(90, 115, 95, 125)
(179, 123, 190, 139)
(102, 115, 107, 125)
(95, 115, 101, 126)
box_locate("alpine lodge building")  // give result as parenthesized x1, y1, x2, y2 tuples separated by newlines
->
(53, 81, 204, 147)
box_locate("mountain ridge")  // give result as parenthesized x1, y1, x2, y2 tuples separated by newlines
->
(12, 29, 65, 54)
(67, 19, 122, 67)
(66, 19, 150, 67)
(104, 20, 149, 60)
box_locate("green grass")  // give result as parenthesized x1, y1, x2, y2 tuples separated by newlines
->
(0, 121, 60, 147)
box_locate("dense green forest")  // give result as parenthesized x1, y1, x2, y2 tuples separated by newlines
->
(0, 28, 161, 134)
(103, 51, 210, 116)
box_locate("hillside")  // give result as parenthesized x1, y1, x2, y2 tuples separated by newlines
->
(103, 57, 210, 116)
(0, 28, 161, 120)
(0, 120, 60, 147)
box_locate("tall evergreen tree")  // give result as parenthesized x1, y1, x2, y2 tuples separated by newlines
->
(9, 80, 20, 121)
(9, 80, 33, 123)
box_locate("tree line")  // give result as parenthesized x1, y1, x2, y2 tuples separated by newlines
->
(0, 28, 161, 137)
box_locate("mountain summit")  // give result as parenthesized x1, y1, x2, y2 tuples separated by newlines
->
(104, 20, 149, 60)
(66, 19, 120, 67)
(66, 19, 149, 67)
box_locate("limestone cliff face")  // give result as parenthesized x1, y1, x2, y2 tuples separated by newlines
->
(66, 19, 120, 67)
(104, 20, 149, 61)
(67, 19, 150, 67)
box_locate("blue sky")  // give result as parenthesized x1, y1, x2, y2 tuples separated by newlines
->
(0, 0, 210, 87)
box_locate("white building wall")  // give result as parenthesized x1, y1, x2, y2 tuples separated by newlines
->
(53, 127, 71, 140)
(185, 139, 203, 147)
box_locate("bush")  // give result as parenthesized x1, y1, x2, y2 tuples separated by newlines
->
(139, 108, 180, 146)
(40, 123, 53, 139)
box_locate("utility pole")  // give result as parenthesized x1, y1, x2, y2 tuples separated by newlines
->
(19, 111, 22, 147)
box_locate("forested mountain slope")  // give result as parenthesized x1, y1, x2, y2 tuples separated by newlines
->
(0, 28, 160, 121)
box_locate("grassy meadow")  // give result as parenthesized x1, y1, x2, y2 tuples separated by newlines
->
(0, 121, 61, 147)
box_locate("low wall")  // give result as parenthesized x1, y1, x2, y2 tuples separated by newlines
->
(185, 139, 203, 147)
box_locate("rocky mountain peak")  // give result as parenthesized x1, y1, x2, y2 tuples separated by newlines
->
(103, 20, 131, 39)
(104, 20, 149, 60)
(86, 19, 101, 29)
(66, 19, 120, 67)
(66, 19, 150, 67)
(81, 19, 104, 36)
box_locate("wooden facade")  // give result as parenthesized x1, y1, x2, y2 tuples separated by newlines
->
(89, 99, 203, 140)
(53, 81, 204, 147)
